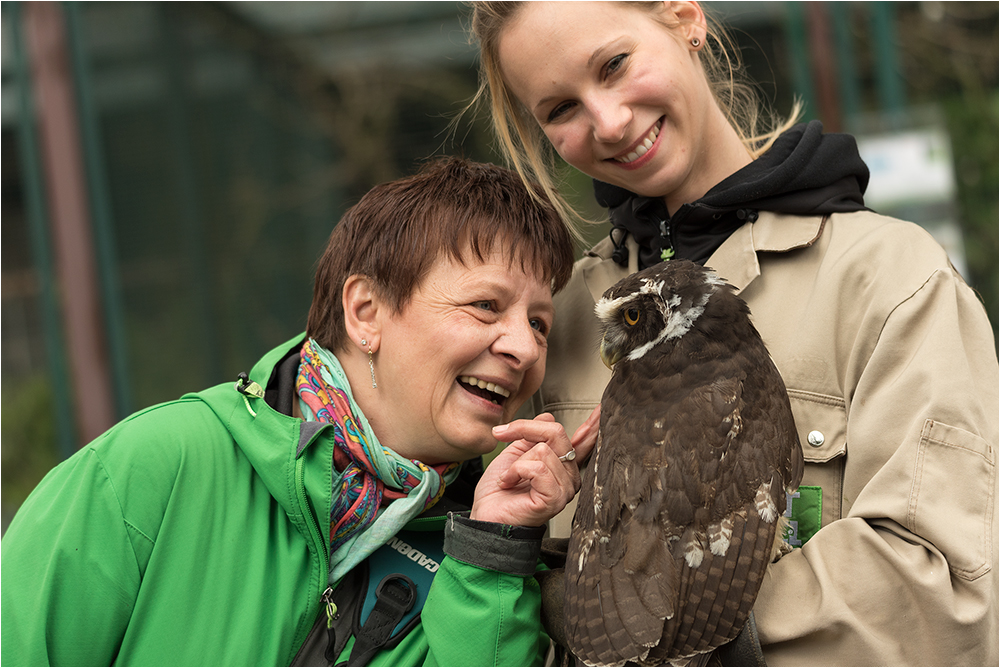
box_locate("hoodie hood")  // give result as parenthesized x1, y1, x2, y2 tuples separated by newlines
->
(187, 335, 334, 544)
(594, 120, 870, 269)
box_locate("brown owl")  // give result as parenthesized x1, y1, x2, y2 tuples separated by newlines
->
(564, 260, 804, 666)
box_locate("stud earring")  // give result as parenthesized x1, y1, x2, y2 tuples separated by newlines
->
(691, 37, 701, 48)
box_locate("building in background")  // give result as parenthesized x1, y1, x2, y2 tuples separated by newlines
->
(2, 1, 997, 525)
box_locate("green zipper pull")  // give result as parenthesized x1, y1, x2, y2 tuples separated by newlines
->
(323, 586, 339, 663)
(323, 587, 337, 628)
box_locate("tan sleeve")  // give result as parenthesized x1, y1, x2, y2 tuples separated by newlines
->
(754, 267, 999, 666)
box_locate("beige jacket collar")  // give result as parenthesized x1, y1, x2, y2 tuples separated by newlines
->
(581, 212, 826, 301)
(709, 212, 826, 292)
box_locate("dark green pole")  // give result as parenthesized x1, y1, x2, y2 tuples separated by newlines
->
(871, 2, 907, 119)
(62, 1, 133, 418)
(159, 3, 224, 384)
(784, 1, 817, 120)
(8, 1, 78, 458)
(830, 2, 862, 129)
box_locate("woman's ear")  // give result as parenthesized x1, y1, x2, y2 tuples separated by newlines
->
(667, 1, 708, 46)
(343, 275, 381, 352)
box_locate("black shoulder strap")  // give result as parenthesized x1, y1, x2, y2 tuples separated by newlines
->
(291, 564, 429, 667)
(345, 575, 417, 666)
(292, 518, 457, 666)
(290, 562, 369, 667)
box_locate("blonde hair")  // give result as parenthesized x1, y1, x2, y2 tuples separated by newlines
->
(466, 1, 803, 228)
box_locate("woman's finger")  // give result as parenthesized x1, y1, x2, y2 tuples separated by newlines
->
(500, 460, 575, 518)
(498, 441, 579, 494)
(492, 414, 573, 459)
(570, 404, 601, 461)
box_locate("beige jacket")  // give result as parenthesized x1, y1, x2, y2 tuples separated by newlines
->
(533, 210, 999, 665)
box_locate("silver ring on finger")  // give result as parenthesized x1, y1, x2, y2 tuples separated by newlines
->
(558, 449, 577, 463)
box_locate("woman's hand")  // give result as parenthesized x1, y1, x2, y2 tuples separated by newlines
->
(470, 406, 600, 527)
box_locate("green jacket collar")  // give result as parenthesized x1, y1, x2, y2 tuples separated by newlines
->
(186, 334, 334, 551)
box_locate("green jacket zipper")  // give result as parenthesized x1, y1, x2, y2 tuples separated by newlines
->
(294, 454, 332, 656)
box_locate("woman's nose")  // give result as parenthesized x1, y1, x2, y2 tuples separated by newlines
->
(493, 319, 542, 370)
(590, 96, 631, 144)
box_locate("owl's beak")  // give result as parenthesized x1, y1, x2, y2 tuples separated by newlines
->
(600, 338, 621, 370)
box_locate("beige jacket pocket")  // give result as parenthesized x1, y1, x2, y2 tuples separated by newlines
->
(910, 419, 995, 580)
(787, 390, 847, 528)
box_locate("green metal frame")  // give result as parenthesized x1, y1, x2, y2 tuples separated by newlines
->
(8, 1, 78, 458)
(63, 1, 134, 419)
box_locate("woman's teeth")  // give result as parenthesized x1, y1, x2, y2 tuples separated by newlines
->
(460, 376, 511, 398)
(615, 121, 661, 164)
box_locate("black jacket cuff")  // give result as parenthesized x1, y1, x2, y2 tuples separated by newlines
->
(443, 512, 545, 577)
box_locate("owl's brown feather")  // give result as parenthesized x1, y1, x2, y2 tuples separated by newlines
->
(565, 260, 804, 666)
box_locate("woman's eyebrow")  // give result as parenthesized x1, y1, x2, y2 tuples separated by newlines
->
(530, 37, 627, 114)
(589, 37, 627, 68)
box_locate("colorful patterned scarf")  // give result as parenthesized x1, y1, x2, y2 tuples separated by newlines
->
(296, 338, 461, 582)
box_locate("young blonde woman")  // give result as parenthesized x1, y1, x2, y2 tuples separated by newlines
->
(470, 2, 999, 665)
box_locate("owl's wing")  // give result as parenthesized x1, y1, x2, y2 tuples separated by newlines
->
(564, 425, 680, 667)
(565, 366, 796, 666)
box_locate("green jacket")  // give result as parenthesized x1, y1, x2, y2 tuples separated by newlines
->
(1, 336, 550, 666)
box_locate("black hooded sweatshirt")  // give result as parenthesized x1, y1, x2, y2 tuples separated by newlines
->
(594, 120, 872, 269)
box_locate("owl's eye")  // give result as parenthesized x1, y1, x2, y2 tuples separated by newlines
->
(624, 307, 640, 326)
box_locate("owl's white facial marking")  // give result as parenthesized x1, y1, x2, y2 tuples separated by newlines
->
(627, 339, 661, 362)
(625, 278, 720, 362)
(594, 277, 663, 322)
(642, 278, 666, 294)
(659, 293, 704, 341)
(597, 268, 727, 367)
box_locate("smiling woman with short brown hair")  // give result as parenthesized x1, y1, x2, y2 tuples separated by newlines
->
(1, 156, 599, 666)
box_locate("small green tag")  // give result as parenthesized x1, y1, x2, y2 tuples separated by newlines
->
(660, 247, 675, 261)
(242, 380, 265, 399)
(783, 486, 822, 546)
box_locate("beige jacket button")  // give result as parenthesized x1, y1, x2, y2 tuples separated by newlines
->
(807, 430, 825, 447)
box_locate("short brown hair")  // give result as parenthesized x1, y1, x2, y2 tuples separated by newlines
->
(307, 156, 576, 353)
